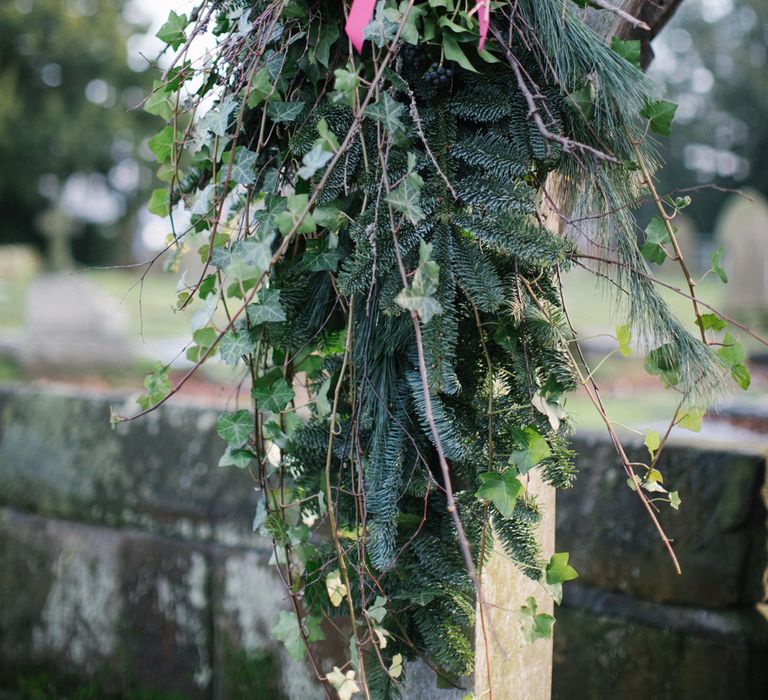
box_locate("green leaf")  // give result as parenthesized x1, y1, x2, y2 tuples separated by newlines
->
(545, 552, 578, 585)
(304, 241, 342, 272)
(297, 143, 333, 180)
(147, 188, 170, 217)
(519, 596, 555, 644)
(567, 84, 594, 121)
(644, 429, 660, 458)
(224, 235, 275, 282)
(443, 36, 477, 72)
(669, 491, 682, 510)
(271, 611, 306, 661)
(156, 11, 187, 50)
(199, 96, 237, 137)
(316, 118, 341, 152)
(645, 343, 680, 387)
(231, 146, 257, 186)
(247, 287, 286, 325)
(148, 126, 175, 164)
(137, 366, 171, 410)
(640, 216, 671, 265)
(695, 313, 727, 332)
(395, 239, 443, 323)
(509, 427, 551, 475)
(475, 470, 523, 518)
(611, 37, 642, 68)
(616, 324, 632, 357)
(718, 333, 750, 390)
(144, 80, 173, 121)
(332, 66, 360, 106)
(677, 407, 704, 432)
(218, 445, 253, 469)
(367, 596, 388, 624)
(252, 369, 295, 413)
(218, 329, 253, 365)
(267, 101, 305, 123)
(246, 67, 274, 108)
(710, 246, 728, 283)
(276, 193, 316, 235)
(364, 92, 406, 134)
(640, 99, 678, 136)
(216, 409, 252, 447)
(386, 171, 425, 224)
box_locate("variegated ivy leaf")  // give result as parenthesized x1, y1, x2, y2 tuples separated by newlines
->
(327, 667, 360, 700)
(199, 95, 238, 137)
(325, 570, 347, 607)
(364, 92, 405, 134)
(218, 328, 253, 365)
(386, 169, 425, 224)
(216, 409, 252, 447)
(247, 287, 286, 325)
(224, 235, 275, 282)
(395, 239, 442, 323)
(231, 146, 257, 186)
(297, 143, 333, 180)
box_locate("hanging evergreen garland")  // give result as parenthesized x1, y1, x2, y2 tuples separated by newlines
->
(130, 0, 752, 696)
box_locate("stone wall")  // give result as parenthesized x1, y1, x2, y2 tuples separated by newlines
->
(0, 386, 766, 698)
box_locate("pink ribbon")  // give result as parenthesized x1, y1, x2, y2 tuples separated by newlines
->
(467, 0, 491, 52)
(345, 0, 377, 54)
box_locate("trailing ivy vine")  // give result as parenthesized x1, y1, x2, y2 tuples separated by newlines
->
(121, 0, 759, 697)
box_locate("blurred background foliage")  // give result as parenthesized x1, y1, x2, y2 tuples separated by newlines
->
(0, 0, 155, 266)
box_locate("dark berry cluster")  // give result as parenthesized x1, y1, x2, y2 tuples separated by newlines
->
(401, 43, 425, 67)
(423, 62, 453, 86)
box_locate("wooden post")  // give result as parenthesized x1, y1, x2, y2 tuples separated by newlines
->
(473, 5, 686, 697)
(474, 472, 556, 700)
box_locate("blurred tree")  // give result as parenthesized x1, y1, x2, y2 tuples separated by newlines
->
(0, 0, 155, 265)
(650, 0, 768, 230)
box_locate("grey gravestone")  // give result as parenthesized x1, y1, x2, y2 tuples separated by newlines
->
(716, 189, 768, 314)
(21, 273, 135, 370)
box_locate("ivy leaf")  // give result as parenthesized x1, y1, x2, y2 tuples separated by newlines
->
(218, 329, 252, 365)
(325, 570, 347, 607)
(545, 552, 578, 585)
(568, 84, 594, 121)
(640, 216, 671, 265)
(271, 611, 306, 661)
(327, 667, 360, 700)
(332, 66, 360, 105)
(443, 36, 477, 72)
(696, 313, 727, 332)
(148, 188, 170, 217)
(640, 99, 678, 136)
(616, 324, 632, 357)
(312, 22, 339, 68)
(297, 143, 333, 180)
(144, 80, 173, 121)
(231, 146, 257, 186)
(509, 427, 551, 475)
(137, 366, 171, 410)
(386, 170, 425, 224)
(247, 287, 287, 325)
(717, 333, 750, 390)
(266, 101, 305, 123)
(364, 92, 405, 134)
(224, 235, 275, 282)
(218, 445, 253, 469)
(475, 470, 523, 518)
(200, 95, 237, 138)
(251, 369, 295, 413)
(644, 429, 660, 458)
(156, 11, 187, 50)
(216, 409, 252, 447)
(611, 37, 642, 68)
(710, 246, 728, 283)
(276, 193, 316, 235)
(669, 491, 682, 510)
(367, 596, 388, 624)
(677, 407, 704, 432)
(519, 596, 555, 645)
(389, 653, 403, 679)
(148, 126, 175, 164)
(246, 67, 274, 108)
(316, 118, 341, 152)
(645, 343, 680, 388)
(395, 239, 443, 323)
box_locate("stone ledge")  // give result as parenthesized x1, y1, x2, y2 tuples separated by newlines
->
(560, 433, 767, 607)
